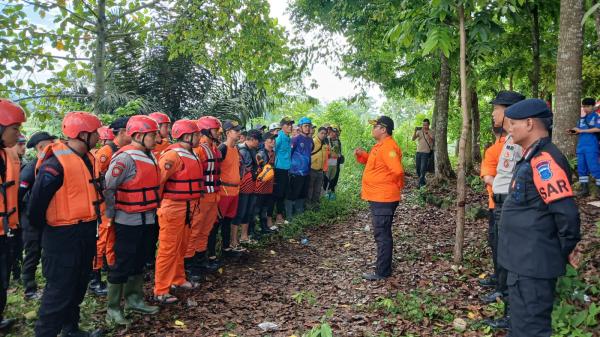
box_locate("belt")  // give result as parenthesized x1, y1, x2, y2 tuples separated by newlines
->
(221, 182, 239, 187)
(493, 193, 508, 203)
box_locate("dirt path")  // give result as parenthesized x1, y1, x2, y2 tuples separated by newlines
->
(112, 182, 599, 337)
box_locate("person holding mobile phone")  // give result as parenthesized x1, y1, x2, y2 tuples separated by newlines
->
(412, 119, 434, 188)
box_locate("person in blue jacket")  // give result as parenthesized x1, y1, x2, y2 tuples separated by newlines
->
(273, 117, 294, 224)
(569, 97, 600, 197)
(286, 117, 313, 219)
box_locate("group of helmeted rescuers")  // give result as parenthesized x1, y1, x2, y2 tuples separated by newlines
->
(0, 98, 344, 337)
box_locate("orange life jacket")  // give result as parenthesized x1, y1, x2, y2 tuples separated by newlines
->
(0, 148, 20, 235)
(152, 138, 171, 161)
(196, 142, 221, 194)
(162, 144, 203, 200)
(219, 144, 240, 196)
(114, 145, 160, 213)
(37, 143, 103, 226)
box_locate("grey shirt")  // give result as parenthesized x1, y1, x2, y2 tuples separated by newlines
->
(104, 150, 156, 225)
(492, 135, 523, 195)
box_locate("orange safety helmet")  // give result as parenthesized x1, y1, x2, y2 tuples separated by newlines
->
(148, 112, 171, 125)
(197, 116, 222, 131)
(126, 115, 159, 137)
(0, 99, 27, 126)
(171, 119, 200, 139)
(62, 111, 102, 138)
(98, 126, 115, 141)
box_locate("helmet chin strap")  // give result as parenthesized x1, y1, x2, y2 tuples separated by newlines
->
(76, 132, 93, 152)
(133, 133, 151, 153)
(0, 126, 5, 148)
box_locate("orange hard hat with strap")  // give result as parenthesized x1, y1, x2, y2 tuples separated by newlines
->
(0, 99, 27, 126)
(148, 112, 171, 125)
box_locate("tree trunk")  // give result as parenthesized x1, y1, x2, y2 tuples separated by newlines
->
(509, 72, 514, 91)
(465, 87, 473, 173)
(531, 3, 541, 98)
(94, 0, 107, 106)
(454, 4, 469, 264)
(554, 0, 584, 158)
(434, 52, 455, 180)
(471, 88, 481, 167)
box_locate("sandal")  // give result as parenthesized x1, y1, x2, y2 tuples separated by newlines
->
(176, 281, 199, 290)
(231, 245, 248, 253)
(240, 239, 258, 245)
(154, 293, 178, 304)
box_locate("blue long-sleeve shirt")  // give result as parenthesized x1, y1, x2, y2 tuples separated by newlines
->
(274, 130, 291, 170)
(576, 112, 600, 153)
(290, 134, 313, 176)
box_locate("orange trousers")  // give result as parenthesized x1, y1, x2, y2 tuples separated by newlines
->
(154, 198, 200, 296)
(93, 214, 116, 270)
(185, 193, 219, 258)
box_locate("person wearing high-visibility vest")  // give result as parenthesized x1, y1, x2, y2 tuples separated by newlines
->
(0, 99, 26, 332)
(97, 126, 115, 148)
(154, 119, 203, 304)
(90, 116, 131, 297)
(354, 116, 404, 281)
(148, 112, 172, 161)
(29, 111, 103, 337)
(103, 115, 161, 325)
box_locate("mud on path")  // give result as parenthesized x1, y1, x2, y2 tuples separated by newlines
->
(112, 182, 599, 337)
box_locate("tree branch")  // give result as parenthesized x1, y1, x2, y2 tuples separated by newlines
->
(22, 0, 97, 26)
(13, 93, 90, 102)
(109, 0, 160, 24)
(80, 0, 99, 19)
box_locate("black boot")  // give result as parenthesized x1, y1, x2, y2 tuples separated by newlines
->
(576, 182, 590, 197)
(61, 323, 103, 337)
(482, 301, 510, 330)
(184, 257, 203, 282)
(480, 291, 503, 304)
(88, 270, 107, 296)
(478, 275, 497, 288)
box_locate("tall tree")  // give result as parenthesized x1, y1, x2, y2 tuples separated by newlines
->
(554, 0, 584, 158)
(530, 2, 541, 97)
(434, 53, 456, 179)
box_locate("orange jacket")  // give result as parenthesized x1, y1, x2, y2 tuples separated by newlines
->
(194, 138, 221, 194)
(37, 143, 102, 226)
(356, 136, 405, 202)
(95, 140, 122, 174)
(481, 137, 505, 209)
(114, 145, 160, 213)
(219, 143, 240, 196)
(0, 148, 20, 234)
(161, 144, 203, 200)
(152, 138, 171, 161)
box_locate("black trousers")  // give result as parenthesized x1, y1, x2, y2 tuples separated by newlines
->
(415, 152, 431, 187)
(507, 272, 556, 337)
(35, 221, 96, 337)
(21, 227, 42, 293)
(0, 236, 12, 321)
(144, 221, 159, 267)
(109, 223, 149, 284)
(273, 168, 289, 215)
(8, 229, 22, 281)
(287, 174, 309, 201)
(369, 201, 398, 277)
(493, 200, 508, 297)
(487, 208, 497, 278)
(208, 217, 232, 258)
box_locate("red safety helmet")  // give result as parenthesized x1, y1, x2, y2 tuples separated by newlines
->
(172, 119, 200, 139)
(197, 116, 222, 131)
(0, 99, 27, 126)
(126, 115, 159, 137)
(148, 112, 171, 125)
(98, 126, 115, 141)
(62, 111, 102, 138)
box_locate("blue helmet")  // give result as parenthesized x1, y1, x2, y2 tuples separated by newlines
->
(298, 117, 312, 126)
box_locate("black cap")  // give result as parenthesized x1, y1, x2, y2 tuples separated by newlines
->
(246, 129, 263, 142)
(490, 90, 526, 106)
(505, 98, 553, 120)
(26, 131, 57, 149)
(255, 124, 267, 130)
(368, 116, 394, 131)
(582, 98, 596, 106)
(223, 120, 242, 132)
(280, 117, 294, 126)
(109, 116, 130, 130)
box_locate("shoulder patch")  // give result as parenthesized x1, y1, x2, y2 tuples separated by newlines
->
(389, 150, 397, 158)
(42, 166, 59, 177)
(531, 152, 573, 204)
(164, 160, 174, 171)
(99, 154, 108, 163)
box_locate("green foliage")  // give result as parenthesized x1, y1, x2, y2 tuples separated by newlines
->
(292, 290, 318, 306)
(375, 290, 454, 324)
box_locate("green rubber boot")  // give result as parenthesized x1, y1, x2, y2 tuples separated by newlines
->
(106, 282, 131, 326)
(124, 275, 159, 315)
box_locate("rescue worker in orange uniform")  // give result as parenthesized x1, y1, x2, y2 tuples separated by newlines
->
(0, 99, 27, 332)
(90, 117, 131, 297)
(354, 116, 404, 281)
(187, 116, 222, 277)
(154, 119, 203, 304)
(103, 115, 160, 325)
(147, 112, 172, 269)
(29, 111, 104, 337)
(97, 126, 115, 148)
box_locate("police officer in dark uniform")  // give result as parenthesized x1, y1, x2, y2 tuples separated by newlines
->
(19, 132, 57, 300)
(499, 99, 581, 337)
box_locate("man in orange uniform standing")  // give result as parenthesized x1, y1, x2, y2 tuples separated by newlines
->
(103, 115, 160, 325)
(97, 126, 115, 148)
(154, 119, 203, 303)
(0, 99, 26, 332)
(354, 116, 404, 281)
(29, 111, 104, 337)
(90, 117, 131, 296)
(187, 116, 222, 276)
(148, 112, 171, 160)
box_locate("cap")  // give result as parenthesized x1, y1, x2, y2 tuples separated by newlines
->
(26, 131, 57, 149)
(109, 116, 130, 130)
(280, 117, 294, 126)
(490, 90, 526, 106)
(505, 98, 553, 120)
(17, 134, 26, 144)
(322, 123, 331, 129)
(582, 97, 596, 106)
(268, 122, 281, 131)
(368, 116, 394, 131)
(223, 120, 243, 132)
(255, 124, 267, 130)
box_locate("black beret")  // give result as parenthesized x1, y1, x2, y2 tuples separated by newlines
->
(26, 131, 56, 149)
(582, 97, 596, 106)
(109, 116, 130, 130)
(490, 90, 526, 106)
(505, 98, 553, 120)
